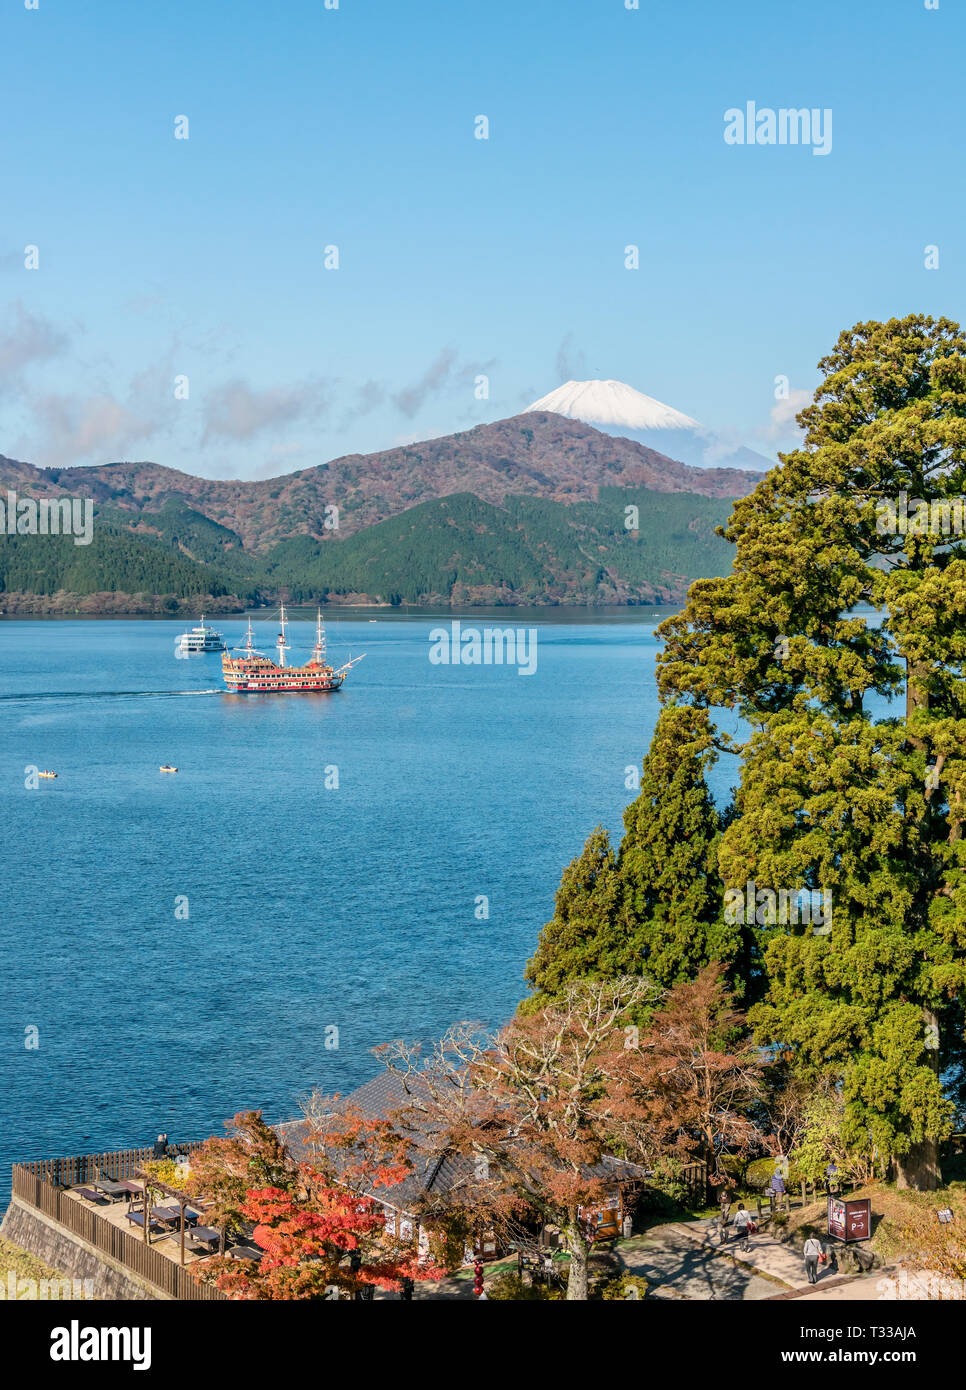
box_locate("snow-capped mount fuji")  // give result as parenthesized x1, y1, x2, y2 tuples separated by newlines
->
(526, 379, 772, 472)
(527, 380, 700, 433)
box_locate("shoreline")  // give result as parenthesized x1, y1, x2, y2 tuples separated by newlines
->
(0, 602, 681, 624)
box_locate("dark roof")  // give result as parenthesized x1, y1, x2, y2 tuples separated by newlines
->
(274, 1070, 464, 1213)
(332, 1069, 431, 1121)
(274, 1070, 645, 1217)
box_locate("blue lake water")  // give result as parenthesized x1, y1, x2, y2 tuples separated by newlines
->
(0, 608, 723, 1200)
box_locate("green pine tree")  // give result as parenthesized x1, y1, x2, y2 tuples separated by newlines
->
(614, 704, 735, 986)
(522, 706, 732, 1010)
(658, 315, 966, 1189)
(521, 827, 621, 1013)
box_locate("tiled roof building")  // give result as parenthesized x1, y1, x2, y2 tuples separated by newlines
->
(274, 1069, 648, 1261)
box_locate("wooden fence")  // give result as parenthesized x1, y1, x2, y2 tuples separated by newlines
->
(11, 1147, 229, 1301)
(12, 1143, 203, 1190)
(681, 1161, 708, 1201)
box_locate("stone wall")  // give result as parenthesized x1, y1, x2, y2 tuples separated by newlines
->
(1, 1198, 166, 1300)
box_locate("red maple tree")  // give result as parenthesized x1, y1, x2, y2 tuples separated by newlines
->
(190, 1111, 443, 1299)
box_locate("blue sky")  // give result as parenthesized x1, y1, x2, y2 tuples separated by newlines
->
(1, 0, 962, 479)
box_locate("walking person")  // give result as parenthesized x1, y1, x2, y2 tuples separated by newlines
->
(733, 1202, 755, 1252)
(717, 1185, 732, 1240)
(824, 1161, 839, 1195)
(770, 1168, 787, 1211)
(803, 1234, 824, 1285)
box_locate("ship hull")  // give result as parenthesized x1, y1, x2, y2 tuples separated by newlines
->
(222, 653, 346, 694)
(224, 677, 344, 693)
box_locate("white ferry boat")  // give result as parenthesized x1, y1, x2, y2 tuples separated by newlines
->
(176, 616, 226, 653)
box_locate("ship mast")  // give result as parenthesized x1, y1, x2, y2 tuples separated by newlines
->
(276, 603, 290, 667)
(243, 617, 256, 654)
(311, 608, 327, 665)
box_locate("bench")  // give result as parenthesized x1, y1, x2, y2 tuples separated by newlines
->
(73, 1187, 104, 1204)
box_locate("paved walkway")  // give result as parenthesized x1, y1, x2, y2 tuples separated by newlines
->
(670, 1216, 893, 1301)
(675, 1216, 810, 1289)
(415, 1218, 890, 1301)
(416, 1229, 784, 1300)
(620, 1225, 782, 1300)
(793, 1278, 893, 1302)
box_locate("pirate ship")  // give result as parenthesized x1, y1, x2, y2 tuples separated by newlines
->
(221, 606, 365, 694)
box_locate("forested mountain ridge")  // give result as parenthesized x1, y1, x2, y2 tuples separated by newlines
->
(0, 412, 757, 545)
(0, 413, 757, 611)
(0, 488, 737, 612)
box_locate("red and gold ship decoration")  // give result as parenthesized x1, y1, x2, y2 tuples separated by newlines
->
(222, 606, 365, 694)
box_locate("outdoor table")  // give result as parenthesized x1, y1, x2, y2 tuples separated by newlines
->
(188, 1226, 222, 1252)
(117, 1180, 144, 1202)
(152, 1205, 200, 1230)
(229, 1244, 262, 1260)
(92, 1178, 128, 1200)
(74, 1187, 104, 1204)
(125, 1210, 164, 1235)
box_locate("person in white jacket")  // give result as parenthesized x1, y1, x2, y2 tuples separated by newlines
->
(733, 1202, 754, 1251)
(803, 1235, 824, 1284)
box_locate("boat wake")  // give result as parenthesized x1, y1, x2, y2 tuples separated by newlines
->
(0, 689, 221, 704)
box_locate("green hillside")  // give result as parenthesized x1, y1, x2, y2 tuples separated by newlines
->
(98, 498, 248, 567)
(0, 486, 735, 610)
(0, 516, 244, 604)
(260, 489, 734, 605)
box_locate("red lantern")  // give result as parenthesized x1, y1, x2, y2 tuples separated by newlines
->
(473, 1259, 484, 1297)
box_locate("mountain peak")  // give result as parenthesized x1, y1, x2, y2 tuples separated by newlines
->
(527, 379, 700, 432)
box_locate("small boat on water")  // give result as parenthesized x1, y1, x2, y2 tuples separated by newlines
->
(176, 615, 225, 653)
(38, 770, 58, 779)
(159, 765, 179, 773)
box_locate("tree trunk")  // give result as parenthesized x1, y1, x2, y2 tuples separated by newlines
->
(895, 1139, 941, 1191)
(900, 649, 946, 1194)
(905, 659, 929, 741)
(565, 1225, 590, 1301)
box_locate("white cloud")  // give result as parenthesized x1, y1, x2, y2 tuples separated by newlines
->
(26, 390, 158, 465)
(392, 347, 460, 418)
(16, 351, 180, 466)
(201, 377, 332, 443)
(555, 332, 586, 383)
(0, 302, 67, 380)
(768, 387, 811, 437)
(391, 347, 496, 419)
